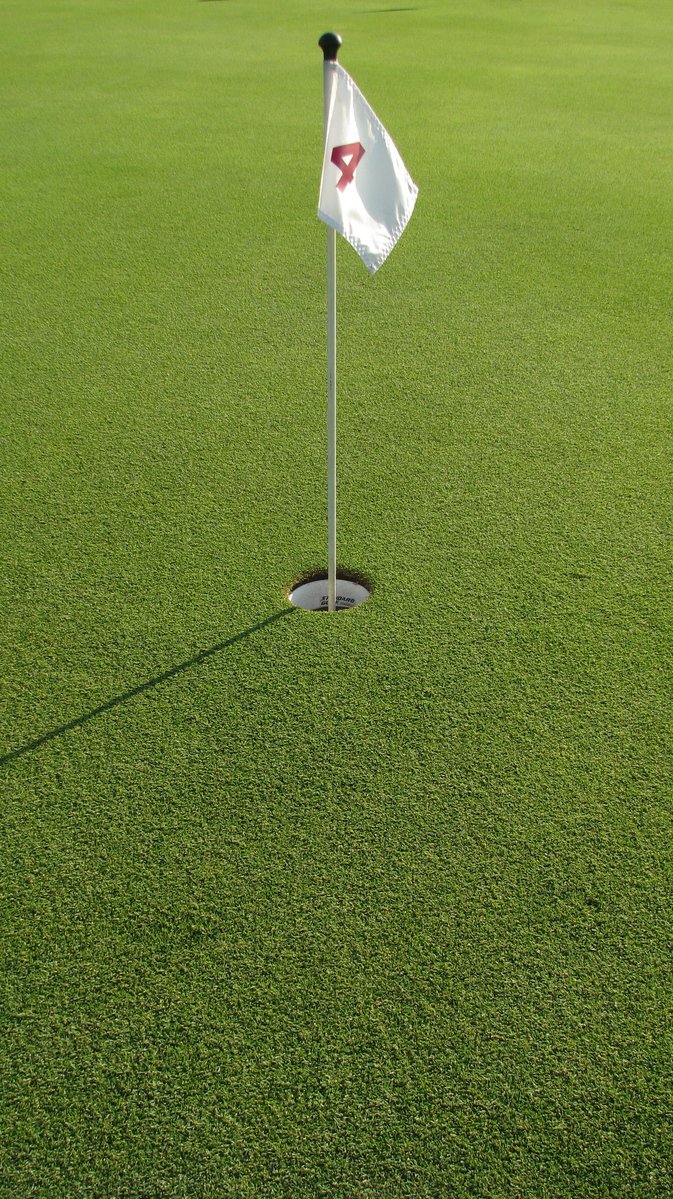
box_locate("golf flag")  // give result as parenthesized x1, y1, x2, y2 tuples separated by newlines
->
(318, 63, 418, 274)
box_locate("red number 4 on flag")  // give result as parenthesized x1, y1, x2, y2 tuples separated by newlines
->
(331, 142, 365, 191)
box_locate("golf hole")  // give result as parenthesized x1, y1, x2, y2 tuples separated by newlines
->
(289, 574, 371, 612)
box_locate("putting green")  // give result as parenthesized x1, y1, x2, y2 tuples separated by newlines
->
(1, 1, 671, 1195)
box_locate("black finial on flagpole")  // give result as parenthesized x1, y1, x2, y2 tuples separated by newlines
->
(319, 32, 342, 61)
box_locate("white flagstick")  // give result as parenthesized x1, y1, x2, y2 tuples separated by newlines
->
(327, 225, 337, 613)
(320, 33, 342, 612)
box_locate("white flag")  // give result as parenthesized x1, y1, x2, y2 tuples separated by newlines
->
(318, 64, 418, 274)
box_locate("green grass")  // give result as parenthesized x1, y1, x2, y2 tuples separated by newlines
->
(1, 1, 672, 1195)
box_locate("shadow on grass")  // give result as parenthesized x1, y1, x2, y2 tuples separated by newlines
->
(0, 608, 294, 767)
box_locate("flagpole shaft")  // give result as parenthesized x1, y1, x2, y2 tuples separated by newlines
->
(322, 51, 339, 613)
(327, 224, 337, 612)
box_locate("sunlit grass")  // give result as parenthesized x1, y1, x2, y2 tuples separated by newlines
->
(1, 1, 671, 1195)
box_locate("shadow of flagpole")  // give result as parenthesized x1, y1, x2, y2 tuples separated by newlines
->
(0, 608, 295, 767)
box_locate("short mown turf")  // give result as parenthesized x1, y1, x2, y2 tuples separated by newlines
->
(1, 1, 672, 1195)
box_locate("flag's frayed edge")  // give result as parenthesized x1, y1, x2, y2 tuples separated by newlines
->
(317, 202, 418, 274)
